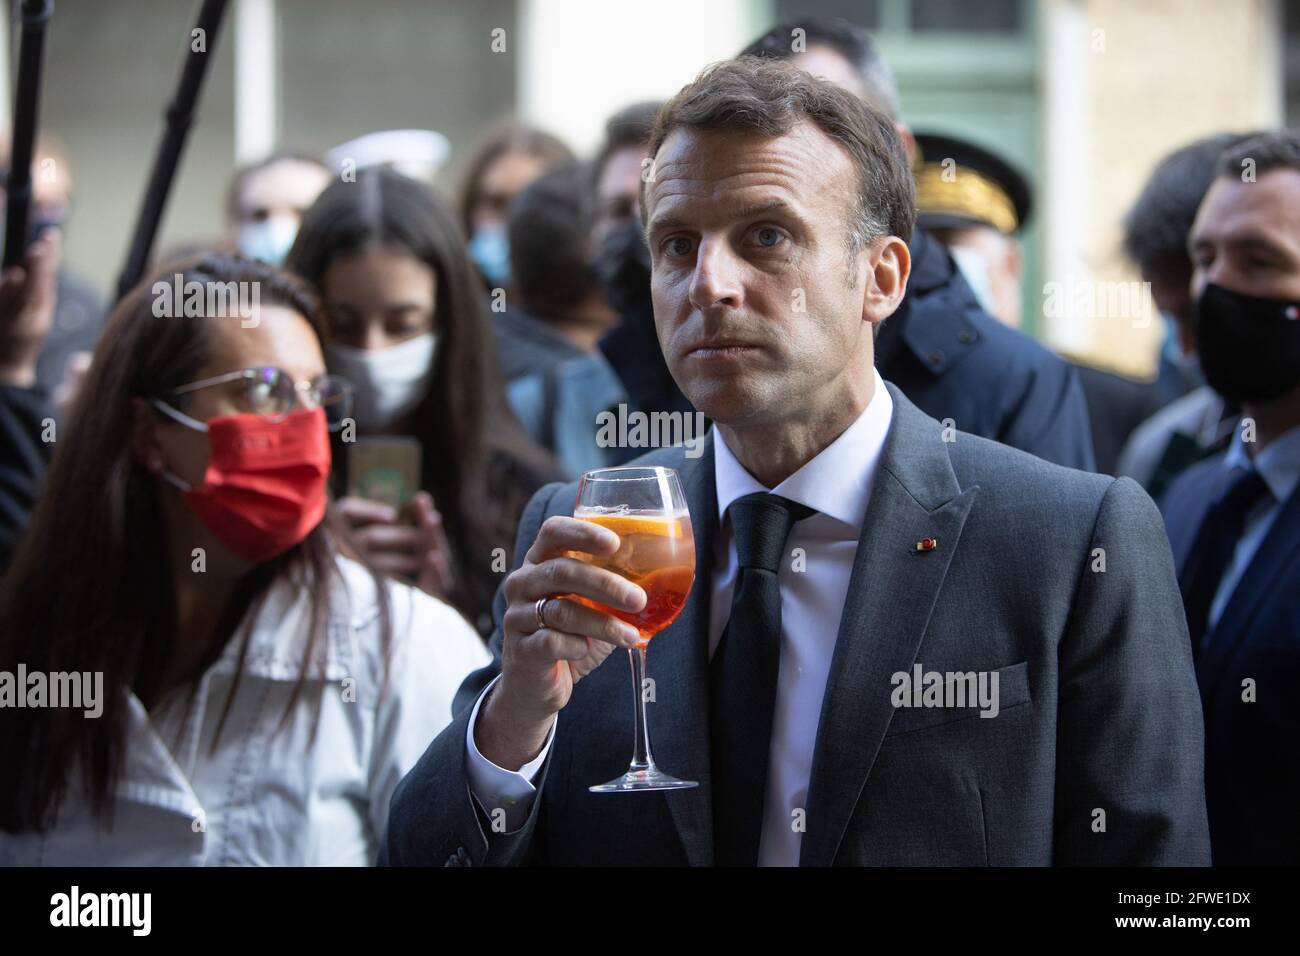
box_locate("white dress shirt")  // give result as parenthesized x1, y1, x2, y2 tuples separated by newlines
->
(1208, 420, 1300, 630)
(1, 556, 490, 866)
(467, 370, 895, 865)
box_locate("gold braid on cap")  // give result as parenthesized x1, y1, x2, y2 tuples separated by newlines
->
(914, 162, 1019, 235)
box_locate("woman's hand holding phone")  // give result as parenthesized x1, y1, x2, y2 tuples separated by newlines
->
(337, 491, 456, 600)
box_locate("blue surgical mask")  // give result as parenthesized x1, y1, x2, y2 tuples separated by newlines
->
(468, 224, 510, 287)
(1158, 309, 1203, 382)
(238, 214, 299, 267)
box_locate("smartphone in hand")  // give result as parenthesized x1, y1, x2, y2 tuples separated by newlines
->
(347, 437, 423, 510)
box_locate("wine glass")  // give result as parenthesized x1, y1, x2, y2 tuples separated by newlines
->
(568, 465, 698, 792)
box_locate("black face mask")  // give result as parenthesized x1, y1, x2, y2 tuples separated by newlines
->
(591, 216, 651, 316)
(1195, 282, 1300, 404)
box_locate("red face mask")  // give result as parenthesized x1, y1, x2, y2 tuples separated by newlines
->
(155, 404, 331, 562)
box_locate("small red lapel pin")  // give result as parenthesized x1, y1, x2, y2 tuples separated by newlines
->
(915, 537, 938, 552)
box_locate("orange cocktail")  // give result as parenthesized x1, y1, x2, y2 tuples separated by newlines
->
(568, 511, 695, 641)
(572, 466, 698, 792)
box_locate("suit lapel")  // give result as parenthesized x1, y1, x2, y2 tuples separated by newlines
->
(799, 385, 977, 866)
(647, 434, 717, 866)
(1198, 483, 1300, 697)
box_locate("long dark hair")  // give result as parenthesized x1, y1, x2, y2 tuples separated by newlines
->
(286, 169, 560, 633)
(0, 253, 390, 833)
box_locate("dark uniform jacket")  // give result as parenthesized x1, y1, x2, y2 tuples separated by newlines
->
(875, 229, 1096, 471)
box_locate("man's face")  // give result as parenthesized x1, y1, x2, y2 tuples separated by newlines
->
(934, 225, 1023, 328)
(644, 121, 905, 428)
(234, 159, 331, 229)
(0, 150, 73, 232)
(32, 151, 72, 221)
(472, 150, 550, 231)
(1143, 262, 1196, 356)
(797, 44, 869, 101)
(594, 145, 648, 244)
(1190, 168, 1300, 301)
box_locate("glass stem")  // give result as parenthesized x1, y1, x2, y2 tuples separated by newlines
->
(628, 645, 656, 774)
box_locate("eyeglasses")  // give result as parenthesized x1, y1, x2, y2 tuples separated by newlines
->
(163, 366, 354, 431)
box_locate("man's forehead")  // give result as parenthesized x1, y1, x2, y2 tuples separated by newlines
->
(1193, 168, 1300, 243)
(242, 161, 328, 206)
(644, 120, 854, 216)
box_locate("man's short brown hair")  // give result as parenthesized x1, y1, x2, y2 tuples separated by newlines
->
(642, 56, 916, 250)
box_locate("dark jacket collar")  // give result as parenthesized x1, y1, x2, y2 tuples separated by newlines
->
(906, 227, 957, 296)
(875, 229, 984, 377)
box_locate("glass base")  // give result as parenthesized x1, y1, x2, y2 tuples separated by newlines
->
(590, 768, 699, 793)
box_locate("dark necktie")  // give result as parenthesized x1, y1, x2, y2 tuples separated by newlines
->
(710, 491, 815, 866)
(1179, 466, 1270, 659)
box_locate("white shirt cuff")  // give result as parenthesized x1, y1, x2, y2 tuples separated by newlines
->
(464, 674, 555, 833)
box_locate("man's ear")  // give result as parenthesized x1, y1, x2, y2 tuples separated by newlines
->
(130, 397, 166, 473)
(862, 236, 911, 327)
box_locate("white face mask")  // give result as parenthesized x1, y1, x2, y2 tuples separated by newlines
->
(948, 244, 998, 319)
(237, 214, 300, 267)
(326, 333, 437, 430)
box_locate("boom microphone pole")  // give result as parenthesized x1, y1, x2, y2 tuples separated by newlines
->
(114, 0, 229, 301)
(3, 0, 54, 269)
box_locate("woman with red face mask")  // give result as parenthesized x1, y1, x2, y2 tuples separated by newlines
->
(0, 254, 489, 864)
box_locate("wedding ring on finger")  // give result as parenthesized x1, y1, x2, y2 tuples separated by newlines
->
(534, 596, 553, 633)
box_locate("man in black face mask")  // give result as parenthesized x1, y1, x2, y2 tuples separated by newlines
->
(589, 101, 697, 431)
(1161, 129, 1300, 865)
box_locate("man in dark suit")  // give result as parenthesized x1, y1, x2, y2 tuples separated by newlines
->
(381, 58, 1208, 867)
(595, 23, 1094, 471)
(1161, 130, 1300, 865)
(1117, 133, 1257, 497)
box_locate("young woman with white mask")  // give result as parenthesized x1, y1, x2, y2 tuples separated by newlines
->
(286, 170, 561, 637)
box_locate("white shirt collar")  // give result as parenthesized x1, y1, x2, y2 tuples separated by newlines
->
(713, 368, 894, 529)
(206, 557, 373, 682)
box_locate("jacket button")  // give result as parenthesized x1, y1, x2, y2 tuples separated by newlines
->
(959, 330, 975, 344)
(444, 846, 472, 867)
(928, 350, 944, 367)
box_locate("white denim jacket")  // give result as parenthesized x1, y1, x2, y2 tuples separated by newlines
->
(0, 555, 489, 866)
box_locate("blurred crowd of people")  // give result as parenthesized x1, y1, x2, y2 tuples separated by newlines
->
(0, 16, 1295, 867)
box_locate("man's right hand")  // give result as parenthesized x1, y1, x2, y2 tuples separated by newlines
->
(475, 515, 647, 771)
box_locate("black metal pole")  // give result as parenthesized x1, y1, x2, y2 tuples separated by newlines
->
(3, 0, 54, 270)
(114, 0, 229, 301)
